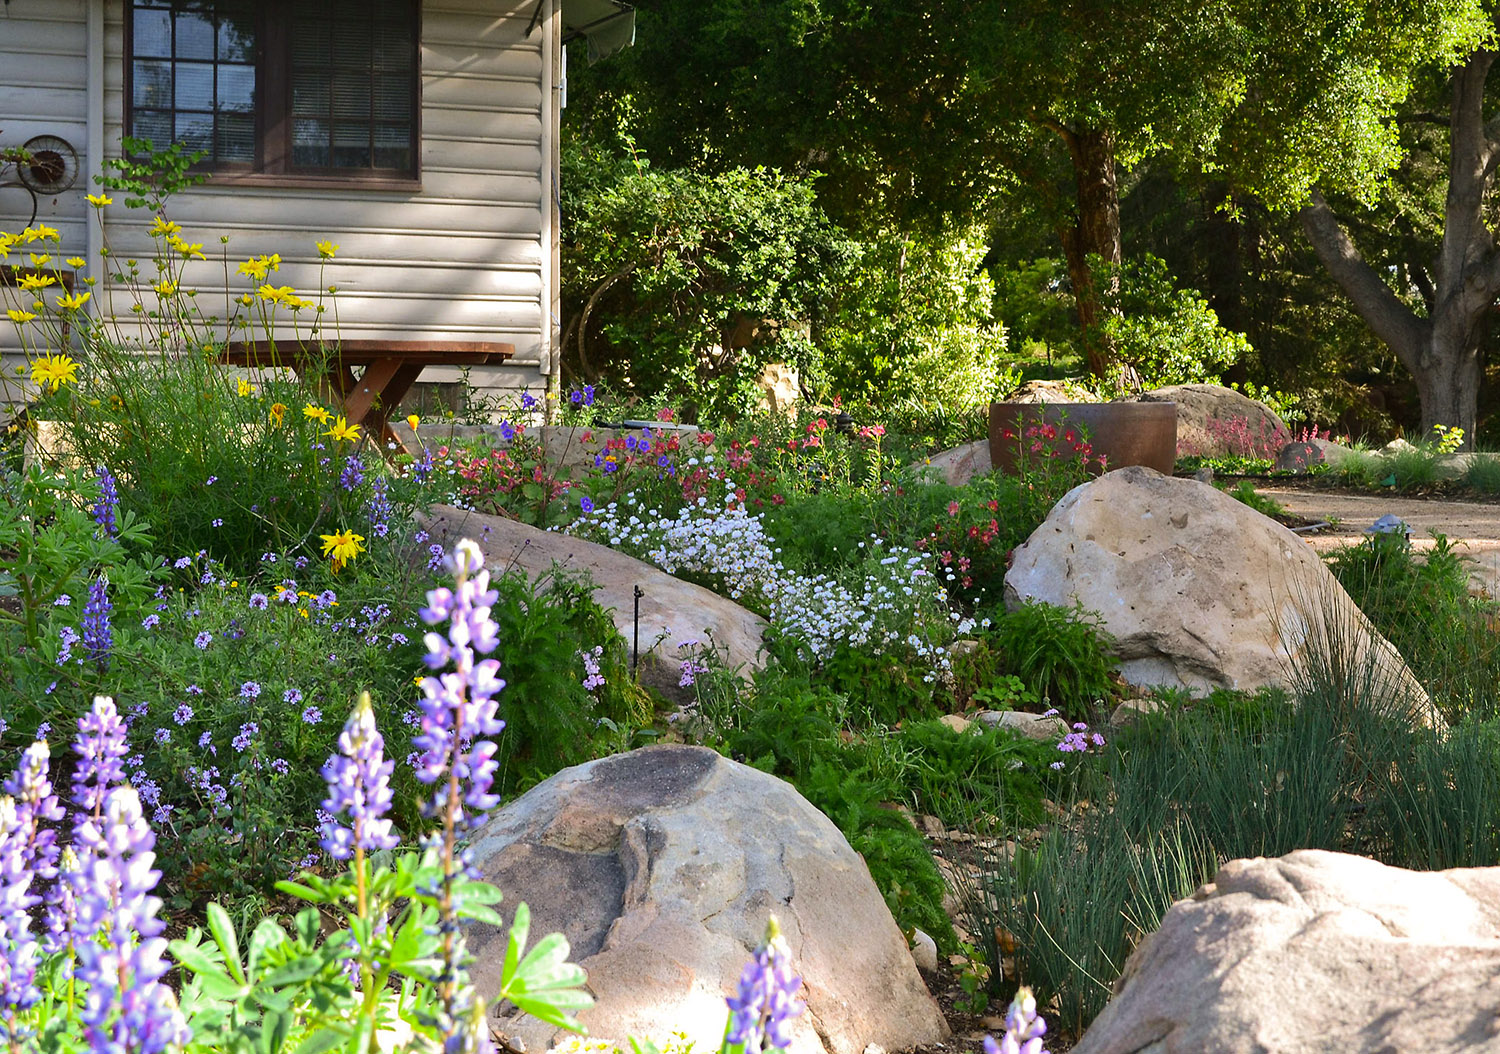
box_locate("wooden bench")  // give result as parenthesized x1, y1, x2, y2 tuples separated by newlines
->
(219, 339, 514, 454)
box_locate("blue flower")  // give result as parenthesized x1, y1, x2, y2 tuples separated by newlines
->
(725, 917, 804, 1054)
(580, 496, 595, 514)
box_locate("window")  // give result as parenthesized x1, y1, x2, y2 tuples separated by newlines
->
(126, 0, 420, 182)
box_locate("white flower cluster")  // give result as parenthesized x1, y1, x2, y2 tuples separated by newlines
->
(568, 481, 971, 682)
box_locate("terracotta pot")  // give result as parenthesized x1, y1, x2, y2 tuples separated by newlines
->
(988, 401, 1177, 476)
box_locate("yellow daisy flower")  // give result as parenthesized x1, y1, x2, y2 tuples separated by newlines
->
(303, 403, 332, 424)
(17, 273, 53, 291)
(66, 256, 86, 268)
(237, 377, 255, 397)
(6, 309, 37, 324)
(316, 240, 339, 259)
(268, 402, 287, 427)
(319, 529, 366, 572)
(86, 193, 112, 207)
(55, 291, 91, 312)
(322, 416, 361, 442)
(30, 353, 79, 392)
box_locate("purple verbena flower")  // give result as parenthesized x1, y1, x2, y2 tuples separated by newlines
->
(318, 693, 399, 861)
(231, 723, 258, 753)
(240, 681, 261, 700)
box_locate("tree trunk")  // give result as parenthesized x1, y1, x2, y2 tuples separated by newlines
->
(1055, 125, 1122, 378)
(1299, 49, 1500, 448)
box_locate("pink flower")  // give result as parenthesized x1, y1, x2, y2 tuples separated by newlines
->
(947, 501, 961, 516)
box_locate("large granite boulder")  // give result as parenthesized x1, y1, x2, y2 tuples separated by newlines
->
(1003, 467, 1431, 719)
(1008, 378, 1100, 404)
(1134, 384, 1289, 459)
(1074, 849, 1500, 1054)
(465, 746, 950, 1054)
(420, 506, 766, 693)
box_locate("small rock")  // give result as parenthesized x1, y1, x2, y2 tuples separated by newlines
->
(948, 638, 982, 659)
(938, 713, 973, 734)
(1191, 465, 1214, 484)
(974, 710, 1067, 742)
(979, 1016, 1008, 1031)
(1109, 696, 1165, 726)
(1274, 440, 1325, 473)
(910, 929, 939, 973)
(1381, 437, 1417, 454)
(862, 1045, 886, 1054)
(922, 814, 946, 839)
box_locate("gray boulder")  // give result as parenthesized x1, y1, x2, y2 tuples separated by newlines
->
(465, 746, 950, 1054)
(1003, 467, 1432, 721)
(420, 506, 766, 694)
(1074, 849, 1500, 1054)
(1134, 384, 1288, 459)
(914, 439, 992, 486)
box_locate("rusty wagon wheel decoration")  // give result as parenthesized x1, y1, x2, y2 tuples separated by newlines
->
(16, 134, 79, 194)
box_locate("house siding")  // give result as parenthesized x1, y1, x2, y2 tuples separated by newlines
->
(2, 0, 549, 404)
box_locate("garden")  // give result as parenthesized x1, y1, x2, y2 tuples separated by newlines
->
(8, 196, 1500, 1054)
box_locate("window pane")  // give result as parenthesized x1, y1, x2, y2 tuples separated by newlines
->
(293, 118, 331, 166)
(176, 10, 215, 60)
(175, 112, 213, 155)
(132, 110, 173, 150)
(373, 75, 408, 120)
(332, 74, 370, 120)
(216, 113, 255, 162)
(133, 8, 173, 58)
(331, 21, 373, 68)
(292, 76, 330, 118)
(174, 61, 214, 111)
(216, 64, 255, 112)
(132, 60, 173, 107)
(291, 18, 332, 66)
(374, 20, 413, 69)
(216, 4, 256, 61)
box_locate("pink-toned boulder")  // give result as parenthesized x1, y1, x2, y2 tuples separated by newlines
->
(1074, 849, 1500, 1054)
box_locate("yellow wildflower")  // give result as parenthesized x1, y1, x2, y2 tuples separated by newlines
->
(171, 238, 206, 260)
(322, 416, 361, 442)
(316, 240, 339, 259)
(30, 353, 79, 392)
(29, 225, 59, 243)
(28, 253, 50, 268)
(237, 377, 255, 397)
(17, 274, 54, 291)
(284, 294, 313, 311)
(257, 284, 298, 304)
(303, 403, 332, 424)
(66, 256, 86, 268)
(153, 279, 177, 297)
(86, 193, 112, 207)
(268, 402, 287, 427)
(6, 309, 37, 324)
(147, 216, 182, 238)
(55, 291, 91, 312)
(239, 294, 254, 306)
(319, 529, 366, 573)
(237, 253, 281, 281)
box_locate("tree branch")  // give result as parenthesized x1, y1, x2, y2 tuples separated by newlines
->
(1299, 192, 1427, 360)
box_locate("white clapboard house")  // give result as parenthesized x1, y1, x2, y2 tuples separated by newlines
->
(0, 0, 632, 409)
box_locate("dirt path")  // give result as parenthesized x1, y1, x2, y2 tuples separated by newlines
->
(1256, 484, 1500, 595)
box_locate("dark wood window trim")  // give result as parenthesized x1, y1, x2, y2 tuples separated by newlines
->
(123, 0, 422, 189)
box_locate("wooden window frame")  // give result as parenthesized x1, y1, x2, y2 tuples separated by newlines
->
(123, 0, 422, 190)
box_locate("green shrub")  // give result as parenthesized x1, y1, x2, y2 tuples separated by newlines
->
(1463, 454, 1500, 494)
(990, 600, 1118, 710)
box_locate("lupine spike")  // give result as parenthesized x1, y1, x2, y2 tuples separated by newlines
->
(724, 915, 804, 1054)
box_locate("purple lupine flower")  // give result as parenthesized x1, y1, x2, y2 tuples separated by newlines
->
(318, 693, 399, 861)
(983, 986, 1049, 1054)
(0, 795, 42, 1023)
(724, 917, 804, 1054)
(82, 575, 113, 670)
(340, 455, 366, 492)
(141, 613, 160, 630)
(72, 696, 129, 818)
(53, 594, 72, 607)
(413, 445, 435, 484)
(42, 846, 80, 955)
(71, 785, 191, 1053)
(4, 741, 64, 881)
(413, 539, 506, 828)
(93, 465, 119, 538)
(57, 625, 80, 666)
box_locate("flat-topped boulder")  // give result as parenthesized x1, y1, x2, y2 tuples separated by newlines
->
(465, 746, 950, 1054)
(420, 506, 766, 693)
(1074, 849, 1500, 1054)
(1003, 467, 1431, 721)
